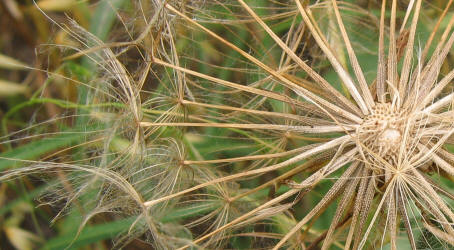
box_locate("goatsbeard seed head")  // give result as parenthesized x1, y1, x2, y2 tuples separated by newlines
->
(359, 102, 407, 167)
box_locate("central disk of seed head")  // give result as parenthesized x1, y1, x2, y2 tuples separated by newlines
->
(359, 103, 404, 166)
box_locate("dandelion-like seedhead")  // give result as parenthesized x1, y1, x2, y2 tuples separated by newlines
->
(2, 0, 454, 249)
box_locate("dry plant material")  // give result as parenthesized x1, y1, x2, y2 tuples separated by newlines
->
(1, 0, 454, 249)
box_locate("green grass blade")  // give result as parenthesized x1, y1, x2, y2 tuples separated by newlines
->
(0, 132, 85, 171)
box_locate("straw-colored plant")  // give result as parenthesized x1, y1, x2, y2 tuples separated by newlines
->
(1, 0, 454, 249)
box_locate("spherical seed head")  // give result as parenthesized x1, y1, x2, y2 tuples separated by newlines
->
(359, 103, 406, 167)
